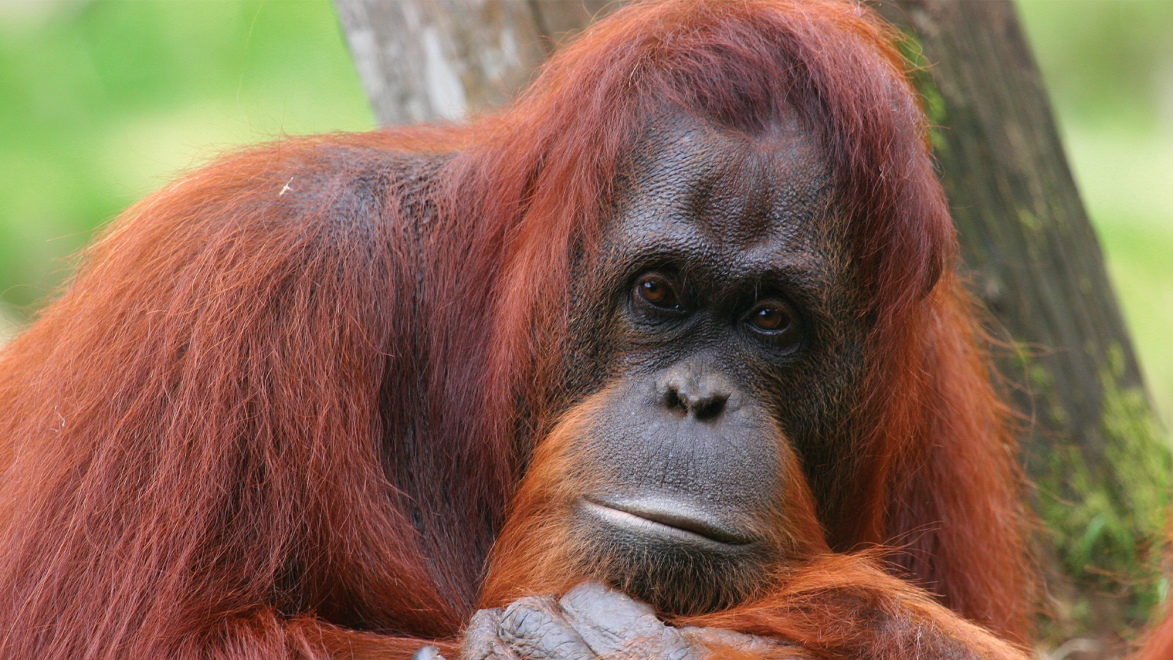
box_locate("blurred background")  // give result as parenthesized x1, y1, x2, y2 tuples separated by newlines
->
(0, 0, 1170, 434)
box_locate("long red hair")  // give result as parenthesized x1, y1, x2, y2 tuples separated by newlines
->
(464, 0, 1027, 639)
(0, 1, 1027, 658)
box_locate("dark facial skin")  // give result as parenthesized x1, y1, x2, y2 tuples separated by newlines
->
(556, 112, 868, 615)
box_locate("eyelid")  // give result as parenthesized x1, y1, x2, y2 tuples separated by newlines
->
(740, 297, 804, 352)
(630, 271, 688, 315)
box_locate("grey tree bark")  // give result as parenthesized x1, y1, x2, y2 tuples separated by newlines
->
(332, 0, 614, 124)
(332, 0, 1169, 654)
(872, 3, 1168, 654)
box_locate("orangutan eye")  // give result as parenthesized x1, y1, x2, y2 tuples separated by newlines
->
(745, 300, 800, 343)
(749, 304, 789, 331)
(633, 273, 681, 310)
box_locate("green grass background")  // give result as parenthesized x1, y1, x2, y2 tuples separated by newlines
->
(0, 0, 1170, 433)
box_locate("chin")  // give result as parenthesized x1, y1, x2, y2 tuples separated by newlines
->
(569, 496, 776, 615)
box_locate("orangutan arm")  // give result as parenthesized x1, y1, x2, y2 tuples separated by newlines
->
(452, 555, 1028, 660)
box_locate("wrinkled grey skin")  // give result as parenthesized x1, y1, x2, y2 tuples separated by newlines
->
(410, 582, 795, 660)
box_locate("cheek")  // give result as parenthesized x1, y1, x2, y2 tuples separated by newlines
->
(751, 335, 866, 445)
(480, 376, 831, 613)
(485, 379, 825, 595)
(476, 409, 604, 609)
(560, 267, 630, 401)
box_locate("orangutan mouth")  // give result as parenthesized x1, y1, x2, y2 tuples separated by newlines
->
(579, 497, 757, 547)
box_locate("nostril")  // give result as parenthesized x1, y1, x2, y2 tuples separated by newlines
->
(655, 365, 733, 420)
(662, 385, 727, 420)
(692, 394, 727, 421)
(664, 387, 688, 414)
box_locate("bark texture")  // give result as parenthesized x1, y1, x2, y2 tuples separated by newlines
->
(333, 0, 614, 124)
(873, 2, 1168, 654)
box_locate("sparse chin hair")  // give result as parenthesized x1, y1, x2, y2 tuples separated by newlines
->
(565, 516, 775, 616)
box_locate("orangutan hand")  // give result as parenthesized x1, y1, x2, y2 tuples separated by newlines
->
(428, 581, 801, 660)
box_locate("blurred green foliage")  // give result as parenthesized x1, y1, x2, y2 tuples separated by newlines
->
(0, 0, 1169, 434)
(0, 0, 372, 324)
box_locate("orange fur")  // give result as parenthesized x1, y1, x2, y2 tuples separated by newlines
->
(681, 554, 1028, 660)
(1137, 527, 1173, 660)
(1139, 610, 1173, 660)
(0, 1, 1029, 658)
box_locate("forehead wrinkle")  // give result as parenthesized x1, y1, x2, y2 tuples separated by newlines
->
(694, 134, 838, 275)
(693, 122, 834, 243)
(608, 115, 842, 286)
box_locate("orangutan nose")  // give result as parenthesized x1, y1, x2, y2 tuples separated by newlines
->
(656, 362, 734, 421)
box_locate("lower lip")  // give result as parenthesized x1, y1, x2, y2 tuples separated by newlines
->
(579, 499, 754, 548)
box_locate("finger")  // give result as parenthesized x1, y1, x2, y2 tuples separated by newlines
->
(558, 581, 699, 660)
(497, 595, 598, 660)
(461, 608, 518, 660)
(558, 581, 666, 654)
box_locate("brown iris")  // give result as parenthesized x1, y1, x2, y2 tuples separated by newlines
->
(745, 301, 799, 345)
(634, 273, 680, 309)
(749, 303, 790, 331)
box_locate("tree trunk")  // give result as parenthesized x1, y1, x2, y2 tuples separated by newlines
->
(332, 0, 1169, 654)
(332, 0, 614, 124)
(872, 2, 1168, 654)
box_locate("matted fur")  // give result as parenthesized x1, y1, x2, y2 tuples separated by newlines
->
(0, 1, 1027, 658)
